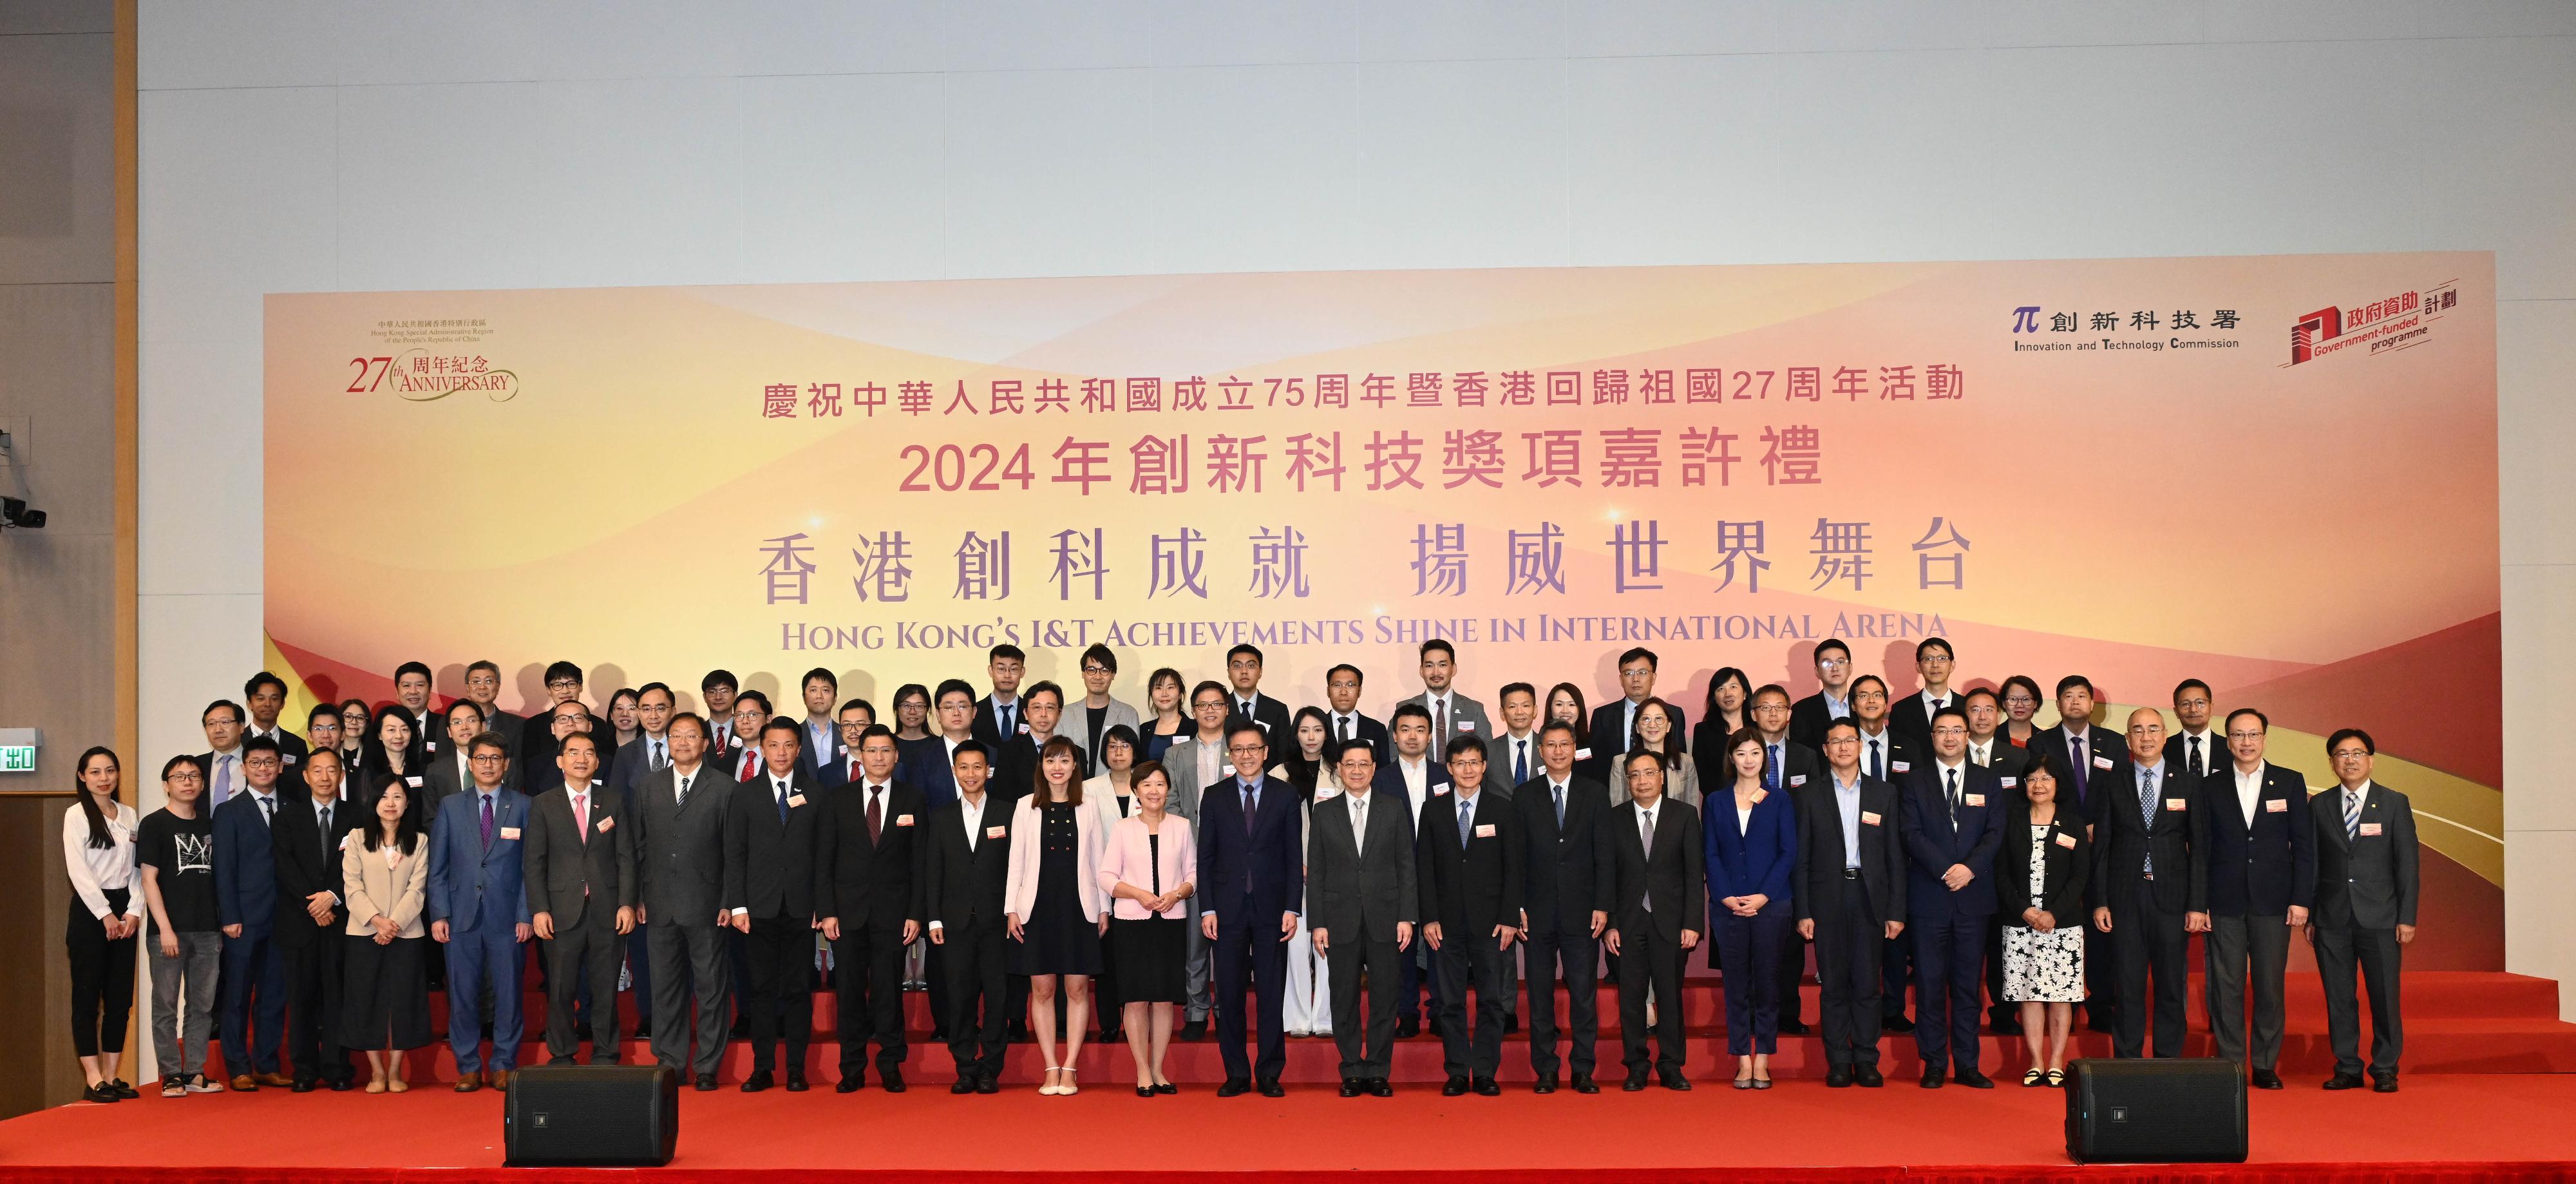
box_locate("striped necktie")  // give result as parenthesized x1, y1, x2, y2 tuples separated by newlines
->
(2344, 790, 2362, 841)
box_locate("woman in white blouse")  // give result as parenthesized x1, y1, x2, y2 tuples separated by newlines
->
(1271, 707, 1338, 1038)
(62, 746, 143, 1104)
(1083, 725, 1143, 1043)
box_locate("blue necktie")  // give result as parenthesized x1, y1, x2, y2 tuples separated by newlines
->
(777, 781, 791, 825)
(1552, 783, 1565, 831)
(1513, 740, 1528, 786)
(1768, 745, 1782, 792)
(2139, 768, 2157, 875)
(1242, 782, 1257, 836)
(1459, 797, 1473, 848)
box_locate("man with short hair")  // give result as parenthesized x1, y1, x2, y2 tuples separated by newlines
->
(2029, 673, 2119, 1030)
(525, 732, 634, 1067)
(1962, 685, 2031, 1035)
(428, 734, 535, 1091)
(1318, 664, 1391, 766)
(700, 670, 740, 752)
(1798, 720, 1906, 1087)
(819, 725, 926, 1092)
(631, 714, 739, 1090)
(799, 667, 845, 779)
(242, 672, 311, 766)
(1748, 684, 1824, 1035)
(1197, 720, 1302, 1096)
(526, 699, 611, 794)
(1591, 647, 1685, 754)
(996, 681, 1083, 799)
(728, 718, 826, 1092)
(971, 645, 1029, 745)
(718, 692, 773, 785)
(1222, 644, 1295, 738)
(1850, 674, 1924, 1032)
(1486, 682, 1542, 789)
(1394, 639, 1492, 769)
(140, 756, 225, 1096)
(2313, 728, 2418, 1093)
(1159, 680, 1234, 1040)
(2089, 707, 2211, 1060)
(1603, 749, 1704, 1091)
(899, 680, 981, 809)
(211, 734, 292, 1088)
(612, 683, 676, 801)
(1889, 636, 1959, 743)
(393, 662, 439, 752)
(817, 698, 878, 789)
(925, 741, 1011, 1092)
(1897, 707, 2005, 1088)
(2163, 679, 2220, 783)
(1789, 638, 1857, 751)
(272, 747, 359, 1090)
(1417, 736, 1520, 1096)
(1379, 703, 1450, 1038)
(462, 659, 526, 752)
(1516, 720, 1610, 1093)
(2199, 707, 2313, 1090)
(1309, 738, 1419, 1096)
(198, 700, 249, 810)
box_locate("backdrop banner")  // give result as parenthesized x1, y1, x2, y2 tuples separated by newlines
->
(265, 251, 2499, 964)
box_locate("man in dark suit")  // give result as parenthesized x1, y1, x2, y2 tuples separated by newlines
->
(924, 741, 1011, 1093)
(1417, 736, 1521, 1096)
(211, 735, 292, 1088)
(462, 660, 527, 756)
(900, 680, 981, 810)
(1516, 720, 1609, 1093)
(630, 714, 739, 1090)
(426, 700, 500, 814)
(2313, 727, 2419, 1093)
(710, 692, 772, 786)
(1195, 720, 1303, 1097)
(992, 681, 1085, 802)
(1220, 643, 1296, 739)
(1591, 646, 1686, 757)
(520, 661, 591, 777)
(2163, 678, 2222, 783)
(1897, 707, 2007, 1088)
(726, 719, 826, 1092)
(2200, 707, 2315, 1090)
(272, 748, 359, 1090)
(1797, 720, 1906, 1087)
(1376, 703, 1450, 1037)
(1316, 663, 1392, 765)
(1962, 688, 2031, 780)
(793, 669, 849, 781)
(817, 725, 927, 1092)
(525, 699, 614, 795)
(2088, 707, 2211, 1061)
(524, 733, 634, 1067)
(2027, 673, 2120, 1031)
(814, 699, 876, 789)
(1308, 738, 1421, 1096)
(1887, 636, 1960, 744)
(1788, 638, 1857, 752)
(1602, 749, 1705, 1091)
(1747, 684, 1825, 1034)
(427, 734, 535, 1091)
(1848, 674, 1924, 1031)
(969, 644, 1031, 747)
(242, 671, 312, 768)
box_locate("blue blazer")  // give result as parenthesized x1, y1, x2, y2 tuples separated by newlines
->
(1194, 774, 1304, 928)
(426, 787, 535, 934)
(211, 791, 280, 938)
(900, 741, 961, 810)
(1897, 761, 2007, 918)
(1702, 787, 1797, 910)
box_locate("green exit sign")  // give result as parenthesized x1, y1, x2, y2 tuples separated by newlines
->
(0, 746, 33, 772)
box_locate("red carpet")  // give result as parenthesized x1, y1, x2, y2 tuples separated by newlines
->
(2, 1071, 2571, 1182)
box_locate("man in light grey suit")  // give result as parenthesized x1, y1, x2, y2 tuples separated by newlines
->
(1074, 643, 1144, 778)
(1308, 738, 1420, 1096)
(1159, 679, 1232, 1038)
(629, 711, 740, 1090)
(1394, 639, 1499, 799)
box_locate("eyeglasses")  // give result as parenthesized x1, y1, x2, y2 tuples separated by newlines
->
(470, 754, 507, 763)
(1081, 665, 1111, 674)
(1816, 657, 1849, 668)
(2003, 696, 2037, 706)
(1227, 745, 1266, 756)
(546, 678, 580, 691)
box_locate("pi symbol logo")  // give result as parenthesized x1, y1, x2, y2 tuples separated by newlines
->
(2011, 306, 2041, 333)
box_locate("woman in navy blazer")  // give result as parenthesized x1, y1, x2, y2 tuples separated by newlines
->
(1703, 727, 1798, 1088)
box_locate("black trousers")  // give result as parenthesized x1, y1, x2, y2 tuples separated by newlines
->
(2108, 876, 2189, 1058)
(280, 932, 349, 1084)
(544, 907, 624, 1063)
(939, 921, 1008, 1080)
(1431, 932, 1511, 1077)
(1985, 913, 2014, 1024)
(2315, 922, 2403, 1078)
(1881, 930, 1916, 1020)
(1814, 876, 1886, 1067)
(1522, 926, 1598, 1077)
(1776, 920, 1810, 1027)
(66, 892, 137, 1058)
(2205, 912, 2292, 1070)
(1325, 935, 1400, 1081)
(831, 922, 909, 1073)
(1211, 904, 1287, 1083)
(1615, 926, 1684, 1075)
(743, 914, 814, 1073)
(1910, 910, 1985, 1073)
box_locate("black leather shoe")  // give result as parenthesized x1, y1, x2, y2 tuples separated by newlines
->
(1339, 1080, 1363, 1098)
(1258, 1078, 1285, 1098)
(1919, 1068, 1946, 1089)
(329, 1076, 357, 1092)
(1825, 1065, 1854, 1088)
(880, 1067, 905, 1093)
(974, 1073, 1000, 1094)
(1532, 1074, 1558, 1094)
(1659, 1070, 1691, 1091)
(2324, 1073, 2366, 1091)
(1503, 1014, 1518, 1034)
(1367, 1078, 1393, 1097)
(837, 1075, 864, 1093)
(80, 1084, 121, 1104)
(1622, 1070, 1649, 1092)
(694, 1073, 718, 1091)
(1442, 1074, 1469, 1096)
(951, 1077, 978, 1094)
(1155, 1082, 1177, 1095)
(1396, 1015, 1419, 1038)
(739, 1071, 773, 1093)
(1572, 1072, 1600, 1094)
(1954, 1069, 1994, 1089)
(2252, 1069, 2284, 1091)
(1473, 1076, 1500, 1096)
(784, 1071, 810, 1093)
(1182, 1017, 1207, 1042)
(2372, 1075, 2400, 1093)
(108, 1079, 140, 1099)
(1855, 1065, 1885, 1088)
(1777, 1018, 1810, 1035)
(1217, 1078, 1251, 1098)
(1884, 1015, 1915, 1033)
(290, 1078, 317, 1093)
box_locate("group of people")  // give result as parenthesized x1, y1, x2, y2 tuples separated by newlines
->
(61, 636, 2422, 1103)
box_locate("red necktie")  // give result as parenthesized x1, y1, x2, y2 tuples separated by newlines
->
(866, 790, 882, 845)
(739, 750, 757, 781)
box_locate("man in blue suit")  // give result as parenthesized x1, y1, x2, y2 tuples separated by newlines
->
(1898, 707, 2006, 1089)
(1195, 720, 1303, 1097)
(430, 733, 535, 1091)
(212, 734, 294, 1088)
(898, 680, 980, 810)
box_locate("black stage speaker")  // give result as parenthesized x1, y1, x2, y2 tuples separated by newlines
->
(2064, 1058, 2248, 1164)
(504, 1065, 679, 1167)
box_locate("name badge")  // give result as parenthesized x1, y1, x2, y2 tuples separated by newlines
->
(896, 814, 915, 826)
(1749, 788, 1768, 805)
(1890, 761, 1911, 774)
(2054, 832, 2078, 849)
(2092, 756, 2116, 770)
(339, 831, 356, 850)
(596, 817, 615, 834)
(499, 826, 522, 841)
(2265, 797, 2288, 814)
(1964, 793, 1985, 807)
(406, 775, 424, 788)
(1433, 785, 1449, 796)
(283, 753, 299, 766)
(1789, 774, 1807, 787)
(1017, 723, 1029, 735)
(1474, 823, 1496, 838)
(2359, 822, 2382, 837)
(1860, 811, 1882, 826)
(2000, 776, 2018, 788)
(787, 794, 807, 808)
(986, 825, 1008, 839)
(425, 741, 437, 752)
(1458, 720, 1475, 730)
(2165, 797, 2187, 811)
(1575, 747, 1593, 761)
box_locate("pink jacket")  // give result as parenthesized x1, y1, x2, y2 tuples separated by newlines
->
(1005, 794, 1106, 924)
(1097, 813, 1197, 920)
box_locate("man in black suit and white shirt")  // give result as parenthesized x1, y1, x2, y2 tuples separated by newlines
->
(817, 725, 927, 1092)
(1962, 685, 2029, 1034)
(2312, 727, 2419, 1093)
(2088, 708, 2210, 1060)
(726, 719, 826, 1093)
(1308, 738, 1419, 1096)
(630, 713, 738, 1090)
(524, 733, 634, 1066)
(1602, 749, 1705, 1092)
(1797, 720, 1906, 1087)
(272, 749, 359, 1091)
(1847, 674, 1922, 1031)
(969, 644, 1030, 747)
(1317, 663, 1392, 766)
(2199, 707, 2314, 1090)
(1887, 636, 1959, 744)
(1591, 647, 1686, 757)
(2163, 679, 2222, 783)
(242, 671, 312, 768)
(924, 741, 1012, 1093)
(1788, 638, 1857, 752)
(1515, 721, 1610, 1094)
(1221, 644, 1296, 739)
(1416, 736, 1522, 1096)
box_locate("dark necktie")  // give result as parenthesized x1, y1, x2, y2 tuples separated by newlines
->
(776, 781, 790, 825)
(2070, 732, 2090, 802)
(1514, 740, 1528, 786)
(1552, 783, 1566, 832)
(1242, 783, 1257, 836)
(998, 703, 1013, 736)
(866, 789, 882, 845)
(2139, 768, 2158, 875)
(258, 795, 273, 827)
(1433, 698, 1447, 743)
(478, 794, 494, 849)
(652, 738, 667, 770)
(1767, 745, 1783, 792)
(318, 804, 333, 861)
(677, 772, 692, 805)
(1336, 716, 1349, 744)
(1457, 797, 1473, 848)
(1868, 738, 1883, 781)
(1944, 767, 1959, 827)
(2188, 735, 2204, 780)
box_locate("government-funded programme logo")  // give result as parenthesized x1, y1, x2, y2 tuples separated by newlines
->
(2289, 280, 2459, 365)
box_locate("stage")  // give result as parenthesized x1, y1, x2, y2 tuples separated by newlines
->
(1, 1069, 2571, 1183)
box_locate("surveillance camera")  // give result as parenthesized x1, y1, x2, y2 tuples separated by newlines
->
(1, 497, 43, 530)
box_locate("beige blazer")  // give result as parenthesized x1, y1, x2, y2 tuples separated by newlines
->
(342, 834, 430, 939)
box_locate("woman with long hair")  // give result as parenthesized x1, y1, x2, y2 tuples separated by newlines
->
(1546, 682, 1609, 785)
(1139, 668, 1189, 761)
(63, 747, 142, 1103)
(1618, 699, 1700, 809)
(1693, 667, 1755, 791)
(1706, 729, 1797, 1089)
(1005, 736, 1106, 1094)
(1099, 761, 1195, 1096)
(1084, 725, 1144, 1042)
(359, 705, 424, 823)
(1273, 706, 1338, 1038)
(889, 683, 933, 744)
(341, 776, 432, 1093)
(607, 687, 642, 752)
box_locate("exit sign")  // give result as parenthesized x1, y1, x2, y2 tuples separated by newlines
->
(0, 746, 33, 772)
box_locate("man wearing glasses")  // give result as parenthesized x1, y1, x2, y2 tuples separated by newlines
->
(462, 659, 526, 756)
(1074, 643, 1141, 778)
(1790, 638, 1858, 751)
(817, 698, 878, 788)
(1889, 636, 1960, 745)
(1160, 682, 1235, 1040)
(520, 661, 592, 776)
(1196, 721, 1302, 1097)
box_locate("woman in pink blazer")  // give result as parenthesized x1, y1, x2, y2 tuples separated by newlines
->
(1098, 760, 1197, 1096)
(1006, 736, 1106, 1095)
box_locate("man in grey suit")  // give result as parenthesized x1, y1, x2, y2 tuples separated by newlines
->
(524, 732, 634, 1065)
(1307, 738, 1419, 1096)
(1160, 680, 1232, 1039)
(1394, 640, 1496, 796)
(606, 682, 676, 1033)
(1074, 642, 1143, 778)
(629, 712, 740, 1090)
(2312, 727, 2419, 1093)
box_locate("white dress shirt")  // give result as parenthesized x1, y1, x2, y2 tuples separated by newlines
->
(1347, 789, 1370, 857)
(62, 801, 142, 919)
(2234, 763, 2264, 829)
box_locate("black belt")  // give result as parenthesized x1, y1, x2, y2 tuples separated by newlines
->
(1840, 868, 1862, 879)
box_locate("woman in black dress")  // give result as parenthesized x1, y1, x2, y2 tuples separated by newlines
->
(341, 777, 431, 1092)
(1005, 736, 1106, 1095)
(1101, 761, 1195, 1095)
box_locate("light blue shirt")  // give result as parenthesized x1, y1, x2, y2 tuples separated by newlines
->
(1832, 772, 1864, 870)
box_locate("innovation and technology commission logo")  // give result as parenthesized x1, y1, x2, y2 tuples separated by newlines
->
(2289, 278, 2461, 366)
(345, 319, 519, 401)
